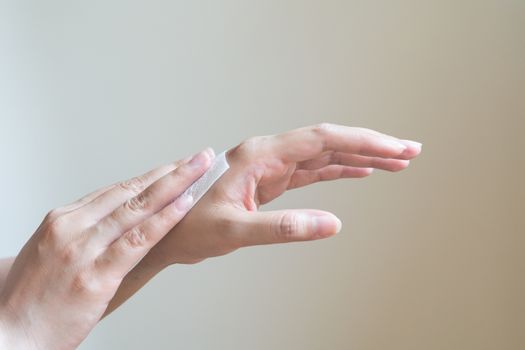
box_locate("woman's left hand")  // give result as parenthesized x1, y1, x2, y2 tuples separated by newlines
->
(0, 149, 213, 350)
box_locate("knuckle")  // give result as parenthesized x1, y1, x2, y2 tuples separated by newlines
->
(311, 123, 335, 151)
(71, 269, 98, 295)
(228, 134, 287, 171)
(44, 208, 65, 222)
(36, 230, 59, 256)
(312, 123, 334, 134)
(218, 216, 242, 249)
(275, 212, 301, 240)
(123, 226, 148, 249)
(329, 151, 341, 165)
(124, 192, 149, 213)
(173, 158, 187, 168)
(228, 136, 267, 163)
(37, 219, 70, 255)
(59, 243, 81, 264)
(119, 176, 146, 195)
(47, 215, 69, 235)
(238, 137, 260, 155)
(105, 211, 123, 233)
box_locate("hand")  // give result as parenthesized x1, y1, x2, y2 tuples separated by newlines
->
(146, 124, 422, 266)
(105, 124, 422, 316)
(0, 149, 213, 350)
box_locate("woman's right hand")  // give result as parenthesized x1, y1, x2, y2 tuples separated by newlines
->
(0, 148, 213, 350)
(143, 124, 422, 265)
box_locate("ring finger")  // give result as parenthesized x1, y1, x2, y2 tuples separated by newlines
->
(297, 152, 410, 172)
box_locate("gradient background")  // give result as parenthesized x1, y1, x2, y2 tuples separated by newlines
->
(1, 1, 524, 349)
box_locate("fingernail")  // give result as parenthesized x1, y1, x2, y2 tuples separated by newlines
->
(311, 214, 342, 238)
(188, 150, 209, 168)
(174, 194, 193, 211)
(400, 140, 423, 149)
(205, 147, 216, 159)
(381, 139, 407, 152)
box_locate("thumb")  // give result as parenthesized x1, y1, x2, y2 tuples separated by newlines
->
(235, 209, 342, 247)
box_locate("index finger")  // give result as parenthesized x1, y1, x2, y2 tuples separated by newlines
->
(270, 123, 421, 163)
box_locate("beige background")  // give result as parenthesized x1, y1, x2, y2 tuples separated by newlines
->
(1, 1, 524, 349)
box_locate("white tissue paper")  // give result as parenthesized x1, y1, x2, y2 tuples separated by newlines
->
(182, 150, 229, 208)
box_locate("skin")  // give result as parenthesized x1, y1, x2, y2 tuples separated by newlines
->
(105, 123, 422, 315)
(0, 124, 422, 349)
(0, 149, 214, 350)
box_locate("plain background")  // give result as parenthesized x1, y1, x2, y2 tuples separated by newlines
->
(1, 1, 524, 349)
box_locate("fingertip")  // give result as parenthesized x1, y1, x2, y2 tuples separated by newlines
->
(310, 212, 342, 239)
(401, 139, 423, 149)
(388, 159, 410, 172)
(334, 216, 342, 234)
(188, 149, 213, 170)
(173, 193, 194, 212)
(398, 140, 423, 159)
(363, 167, 375, 176)
(204, 147, 216, 159)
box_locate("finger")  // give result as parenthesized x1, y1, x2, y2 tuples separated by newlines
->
(45, 184, 119, 222)
(69, 149, 213, 224)
(230, 209, 342, 247)
(95, 193, 194, 278)
(287, 165, 374, 190)
(297, 152, 410, 172)
(333, 128, 423, 159)
(398, 139, 423, 159)
(87, 149, 213, 245)
(271, 124, 422, 162)
(61, 184, 117, 213)
(64, 157, 196, 213)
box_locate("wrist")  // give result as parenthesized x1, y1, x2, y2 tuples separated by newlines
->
(0, 322, 18, 349)
(0, 306, 27, 349)
(0, 297, 41, 350)
(103, 254, 166, 318)
(0, 319, 7, 349)
(139, 250, 169, 274)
